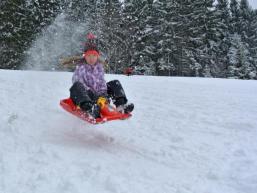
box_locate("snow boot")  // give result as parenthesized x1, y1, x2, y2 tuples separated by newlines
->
(80, 102, 101, 119)
(116, 103, 134, 114)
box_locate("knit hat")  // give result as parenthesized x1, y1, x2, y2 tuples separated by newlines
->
(83, 33, 100, 57)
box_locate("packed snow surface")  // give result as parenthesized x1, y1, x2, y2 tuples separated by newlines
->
(1, 69, 257, 193)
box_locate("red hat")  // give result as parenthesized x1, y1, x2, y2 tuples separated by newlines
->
(83, 50, 100, 57)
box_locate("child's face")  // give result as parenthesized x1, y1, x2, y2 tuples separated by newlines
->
(85, 54, 98, 65)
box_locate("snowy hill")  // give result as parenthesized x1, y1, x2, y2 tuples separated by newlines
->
(1, 69, 257, 193)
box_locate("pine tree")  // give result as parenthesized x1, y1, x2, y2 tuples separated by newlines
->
(150, 0, 176, 75)
(97, 0, 123, 73)
(230, 0, 240, 34)
(228, 34, 249, 78)
(0, 0, 61, 69)
(0, 0, 26, 69)
(214, 0, 231, 77)
(248, 10, 257, 79)
(121, 0, 154, 75)
(238, 0, 251, 42)
(166, 0, 193, 76)
(236, 0, 256, 79)
(245, 9, 257, 79)
(187, 0, 218, 77)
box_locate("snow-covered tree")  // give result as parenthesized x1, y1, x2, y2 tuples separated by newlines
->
(227, 33, 256, 79)
(214, 0, 231, 77)
(188, 0, 218, 77)
(1, 0, 257, 79)
(238, 0, 251, 41)
(99, 0, 124, 73)
(248, 10, 257, 78)
(0, 0, 61, 69)
(230, 0, 240, 34)
(121, 0, 155, 74)
(150, 0, 177, 75)
(236, 0, 257, 79)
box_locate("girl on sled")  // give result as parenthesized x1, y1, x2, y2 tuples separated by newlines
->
(69, 33, 134, 119)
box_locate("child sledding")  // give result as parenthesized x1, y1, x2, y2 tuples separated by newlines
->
(60, 33, 134, 124)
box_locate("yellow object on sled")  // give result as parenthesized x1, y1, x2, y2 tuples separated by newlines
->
(97, 97, 108, 109)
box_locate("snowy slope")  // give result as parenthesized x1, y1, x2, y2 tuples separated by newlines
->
(0, 69, 257, 193)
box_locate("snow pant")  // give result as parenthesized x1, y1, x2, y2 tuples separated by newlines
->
(70, 80, 128, 111)
(107, 80, 128, 107)
(69, 82, 96, 111)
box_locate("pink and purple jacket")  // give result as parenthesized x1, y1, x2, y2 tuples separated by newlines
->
(72, 60, 107, 96)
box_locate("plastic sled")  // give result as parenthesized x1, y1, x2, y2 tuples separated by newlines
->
(60, 98, 132, 124)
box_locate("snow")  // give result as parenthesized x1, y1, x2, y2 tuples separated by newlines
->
(249, 0, 257, 9)
(1, 69, 257, 193)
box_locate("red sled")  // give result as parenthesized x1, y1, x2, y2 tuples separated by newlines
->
(60, 98, 132, 124)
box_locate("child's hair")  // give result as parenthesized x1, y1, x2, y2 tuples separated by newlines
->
(60, 33, 109, 68)
(60, 55, 108, 68)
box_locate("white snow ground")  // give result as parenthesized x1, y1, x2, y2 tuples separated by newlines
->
(0, 69, 257, 193)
